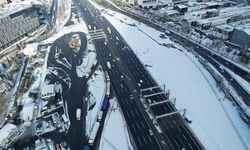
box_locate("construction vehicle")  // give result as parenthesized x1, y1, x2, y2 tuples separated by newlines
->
(69, 34, 80, 49)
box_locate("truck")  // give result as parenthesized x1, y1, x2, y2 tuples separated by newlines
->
(106, 61, 111, 69)
(88, 122, 100, 146)
(105, 71, 110, 82)
(106, 81, 110, 96)
(62, 114, 69, 123)
(102, 96, 109, 110)
(97, 111, 103, 122)
(83, 145, 89, 150)
(76, 109, 81, 120)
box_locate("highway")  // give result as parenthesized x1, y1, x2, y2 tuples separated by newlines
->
(193, 47, 250, 106)
(101, 1, 250, 106)
(75, 0, 204, 149)
(104, 1, 250, 83)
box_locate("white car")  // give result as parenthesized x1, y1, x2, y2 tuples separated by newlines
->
(76, 109, 81, 120)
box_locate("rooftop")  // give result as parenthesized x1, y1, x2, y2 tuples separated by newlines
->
(41, 84, 55, 98)
(0, 123, 17, 147)
(0, 0, 43, 20)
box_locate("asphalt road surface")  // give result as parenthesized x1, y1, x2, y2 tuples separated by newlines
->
(75, 0, 204, 149)
(48, 32, 88, 150)
(102, 2, 250, 106)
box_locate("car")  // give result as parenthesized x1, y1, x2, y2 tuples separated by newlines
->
(76, 109, 81, 120)
(149, 129, 153, 136)
(138, 83, 141, 87)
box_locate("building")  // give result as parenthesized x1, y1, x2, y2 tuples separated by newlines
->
(0, 3, 41, 51)
(190, 6, 250, 29)
(0, 123, 17, 149)
(41, 84, 55, 100)
(137, 0, 188, 9)
(0, 0, 7, 5)
(212, 19, 250, 48)
(230, 21, 250, 48)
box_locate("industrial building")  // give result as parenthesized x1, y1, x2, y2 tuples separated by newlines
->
(41, 84, 55, 100)
(190, 6, 250, 29)
(229, 20, 250, 48)
(0, 3, 41, 51)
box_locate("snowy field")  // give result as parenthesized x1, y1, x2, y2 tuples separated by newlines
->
(92, 5, 250, 150)
(76, 42, 97, 77)
(100, 99, 133, 150)
(44, 1, 88, 44)
(85, 67, 106, 136)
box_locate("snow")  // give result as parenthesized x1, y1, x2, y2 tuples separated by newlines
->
(85, 67, 106, 137)
(225, 68, 250, 94)
(53, 0, 72, 33)
(95, 6, 248, 150)
(76, 43, 97, 77)
(41, 84, 55, 99)
(183, 51, 250, 149)
(21, 103, 34, 121)
(0, 123, 17, 144)
(44, 1, 88, 44)
(19, 60, 45, 121)
(100, 99, 133, 150)
(22, 43, 38, 56)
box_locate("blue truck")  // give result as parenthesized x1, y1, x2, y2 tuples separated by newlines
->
(83, 145, 89, 150)
(101, 96, 109, 110)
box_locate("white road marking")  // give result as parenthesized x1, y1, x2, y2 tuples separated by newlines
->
(142, 136, 147, 144)
(136, 122, 141, 130)
(131, 110, 135, 117)
(141, 121, 145, 129)
(147, 135, 153, 143)
(135, 109, 139, 116)
(137, 137, 142, 146)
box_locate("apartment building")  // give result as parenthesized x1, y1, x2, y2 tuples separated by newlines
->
(0, 4, 41, 50)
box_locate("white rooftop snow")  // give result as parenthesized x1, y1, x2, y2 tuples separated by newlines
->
(22, 43, 38, 56)
(0, 123, 17, 145)
(41, 84, 55, 99)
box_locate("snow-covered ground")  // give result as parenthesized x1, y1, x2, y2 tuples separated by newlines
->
(225, 68, 250, 94)
(44, 1, 88, 44)
(85, 67, 106, 136)
(76, 43, 97, 77)
(100, 99, 133, 150)
(19, 60, 44, 121)
(90, 5, 250, 150)
(183, 51, 250, 149)
(52, 0, 72, 34)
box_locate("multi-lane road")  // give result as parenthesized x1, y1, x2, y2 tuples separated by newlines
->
(75, 0, 204, 149)
(102, 2, 250, 106)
